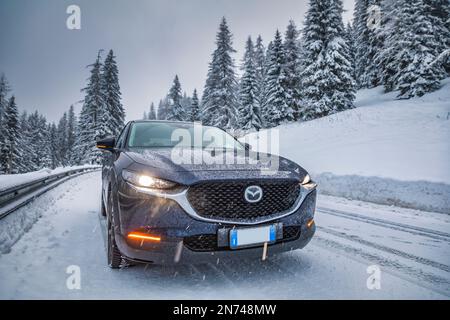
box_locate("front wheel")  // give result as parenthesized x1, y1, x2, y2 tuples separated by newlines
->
(107, 214, 122, 269)
(100, 192, 107, 217)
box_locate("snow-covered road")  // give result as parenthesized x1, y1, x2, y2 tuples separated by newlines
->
(0, 171, 449, 299)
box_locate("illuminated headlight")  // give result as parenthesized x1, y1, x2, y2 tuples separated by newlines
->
(300, 174, 316, 190)
(122, 170, 177, 189)
(301, 174, 311, 185)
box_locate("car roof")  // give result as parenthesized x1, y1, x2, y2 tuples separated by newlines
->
(128, 120, 216, 128)
(130, 119, 197, 125)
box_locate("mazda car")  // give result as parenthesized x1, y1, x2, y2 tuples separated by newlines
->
(97, 120, 317, 268)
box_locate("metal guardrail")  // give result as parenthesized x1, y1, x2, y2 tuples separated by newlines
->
(0, 167, 100, 220)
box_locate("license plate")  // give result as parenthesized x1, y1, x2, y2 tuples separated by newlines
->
(229, 225, 276, 249)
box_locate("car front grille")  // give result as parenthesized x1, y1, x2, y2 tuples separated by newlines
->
(183, 225, 301, 252)
(186, 180, 301, 221)
(183, 234, 218, 252)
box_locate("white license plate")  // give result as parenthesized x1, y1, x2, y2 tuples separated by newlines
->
(229, 225, 276, 249)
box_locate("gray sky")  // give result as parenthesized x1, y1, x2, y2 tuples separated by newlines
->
(0, 0, 355, 123)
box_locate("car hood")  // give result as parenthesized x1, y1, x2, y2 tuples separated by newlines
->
(124, 148, 307, 183)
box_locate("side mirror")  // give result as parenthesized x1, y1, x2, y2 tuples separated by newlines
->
(243, 143, 252, 151)
(96, 137, 116, 152)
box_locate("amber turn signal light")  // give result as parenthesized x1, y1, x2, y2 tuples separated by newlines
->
(306, 219, 315, 228)
(127, 232, 161, 242)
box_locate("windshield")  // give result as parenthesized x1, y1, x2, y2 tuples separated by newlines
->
(127, 122, 244, 150)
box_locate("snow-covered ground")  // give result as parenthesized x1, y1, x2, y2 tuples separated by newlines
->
(0, 165, 99, 191)
(0, 171, 448, 299)
(244, 79, 450, 213)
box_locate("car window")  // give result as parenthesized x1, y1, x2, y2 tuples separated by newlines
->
(127, 122, 244, 150)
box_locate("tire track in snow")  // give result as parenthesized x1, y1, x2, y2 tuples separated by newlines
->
(317, 225, 450, 273)
(312, 234, 450, 297)
(317, 207, 450, 243)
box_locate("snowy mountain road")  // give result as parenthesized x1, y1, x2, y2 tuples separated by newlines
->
(0, 171, 448, 299)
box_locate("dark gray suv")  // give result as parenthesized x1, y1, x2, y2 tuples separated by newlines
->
(97, 120, 317, 268)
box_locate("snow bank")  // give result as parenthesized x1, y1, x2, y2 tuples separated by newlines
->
(243, 78, 450, 213)
(315, 172, 450, 214)
(0, 165, 99, 192)
(0, 172, 100, 254)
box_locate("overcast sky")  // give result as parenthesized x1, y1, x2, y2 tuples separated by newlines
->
(0, 0, 355, 123)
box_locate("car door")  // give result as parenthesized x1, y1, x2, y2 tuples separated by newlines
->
(102, 123, 130, 202)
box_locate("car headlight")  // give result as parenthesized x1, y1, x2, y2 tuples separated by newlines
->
(300, 174, 316, 190)
(122, 170, 177, 189)
(301, 174, 311, 185)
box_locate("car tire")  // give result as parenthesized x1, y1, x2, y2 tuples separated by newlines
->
(107, 198, 122, 269)
(101, 192, 107, 217)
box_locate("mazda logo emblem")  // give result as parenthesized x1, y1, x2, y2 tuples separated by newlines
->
(244, 185, 263, 203)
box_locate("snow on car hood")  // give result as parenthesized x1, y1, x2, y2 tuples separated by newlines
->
(125, 148, 302, 175)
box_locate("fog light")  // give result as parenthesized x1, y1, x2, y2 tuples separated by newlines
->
(306, 219, 315, 228)
(127, 232, 161, 242)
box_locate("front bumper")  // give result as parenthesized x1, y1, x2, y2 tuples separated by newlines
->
(114, 183, 317, 265)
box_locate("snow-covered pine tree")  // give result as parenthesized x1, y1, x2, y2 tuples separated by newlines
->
(0, 74, 11, 159)
(102, 49, 125, 136)
(27, 111, 52, 169)
(375, 0, 445, 98)
(354, 0, 383, 88)
(283, 20, 302, 121)
(0, 96, 20, 173)
(393, 0, 443, 98)
(26, 112, 39, 169)
(353, 0, 368, 87)
(260, 41, 273, 127)
(157, 98, 169, 120)
(93, 54, 113, 140)
(74, 104, 94, 165)
(56, 112, 68, 166)
(201, 17, 239, 129)
(167, 75, 186, 121)
(300, 0, 355, 120)
(143, 111, 148, 120)
(181, 92, 192, 121)
(17, 111, 34, 173)
(48, 123, 59, 169)
(148, 102, 157, 120)
(373, 0, 398, 92)
(238, 36, 262, 131)
(66, 105, 77, 165)
(240, 36, 254, 72)
(345, 22, 358, 84)
(21, 112, 37, 171)
(425, 0, 450, 74)
(239, 36, 255, 88)
(263, 30, 294, 127)
(0, 74, 9, 123)
(190, 89, 200, 122)
(254, 35, 267, 117)
(75, 52, 107, 164)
